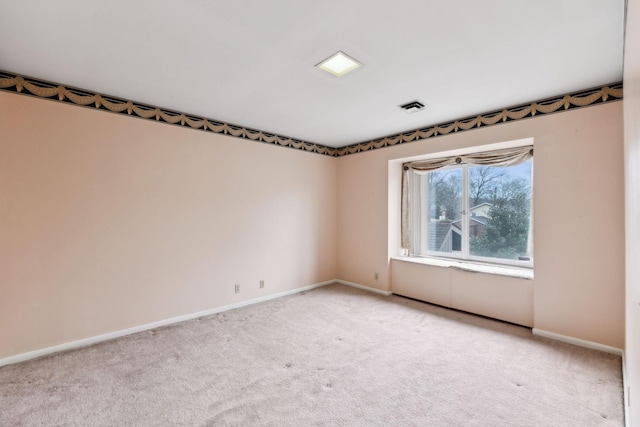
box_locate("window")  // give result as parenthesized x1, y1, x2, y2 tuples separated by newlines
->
(402, 146, 533, 267)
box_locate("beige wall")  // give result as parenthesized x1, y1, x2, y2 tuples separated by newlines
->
(0, 92, 337, 360)
(625, 0, 640, 423)
(0, 79, 626, 362)
(337, 101, 625, 349)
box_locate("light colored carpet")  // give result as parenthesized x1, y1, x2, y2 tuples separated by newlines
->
(0, 284, 623, 426)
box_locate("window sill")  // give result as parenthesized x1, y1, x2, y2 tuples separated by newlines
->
(390, 256, 534, 280)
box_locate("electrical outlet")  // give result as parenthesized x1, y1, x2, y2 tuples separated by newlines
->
(234, 284, 240, 293)
(374, 272, 379, 280)
(259, 280, 264, 288)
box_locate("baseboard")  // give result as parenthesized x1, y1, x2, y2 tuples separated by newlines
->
(532, 328, 628, 425)
(622, 350, 630, 427)
(335, 279, 392, 296)
(0, 279, 336, 368)
(532, 328, 623, 356)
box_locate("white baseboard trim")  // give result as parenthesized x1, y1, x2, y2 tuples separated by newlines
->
(532, 327, 627, 425)
(532, 328, 623, 356)
(335, 279, 392, 296)
(0, 279, 336, 368)
(622, 351, 630, 427)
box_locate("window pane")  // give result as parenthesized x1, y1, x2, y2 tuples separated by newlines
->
(468, 161, 532, 261)
(426, 168, 462, 253)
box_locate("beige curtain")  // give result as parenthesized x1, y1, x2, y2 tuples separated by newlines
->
(401, 145, 533, 250)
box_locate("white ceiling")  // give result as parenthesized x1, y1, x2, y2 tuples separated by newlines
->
(0, 1, 625, 148)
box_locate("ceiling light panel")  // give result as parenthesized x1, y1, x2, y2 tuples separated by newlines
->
(316, 51, 361, 77)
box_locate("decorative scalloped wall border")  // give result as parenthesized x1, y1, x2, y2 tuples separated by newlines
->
(336, 82, 623, 156)
(0, 71, 336, 156)
(0, 70, 622, 157)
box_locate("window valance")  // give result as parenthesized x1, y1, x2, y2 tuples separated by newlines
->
(401, 145, 534, 250)
(403, 146, 533, 173)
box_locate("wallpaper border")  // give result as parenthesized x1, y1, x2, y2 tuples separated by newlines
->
(337, 82, 623, 156)
(0, 70, 622, 157)
(0, 71, 336, 156)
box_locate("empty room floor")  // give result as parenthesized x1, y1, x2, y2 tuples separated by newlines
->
(0, 284, 623, 426)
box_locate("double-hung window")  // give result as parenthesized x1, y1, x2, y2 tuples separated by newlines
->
(402, 146, 533, 267)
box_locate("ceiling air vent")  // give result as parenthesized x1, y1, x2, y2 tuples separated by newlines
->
(399, 100, 426, 114)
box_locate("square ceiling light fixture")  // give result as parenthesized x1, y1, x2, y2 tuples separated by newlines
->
(316, 51, 361, 77)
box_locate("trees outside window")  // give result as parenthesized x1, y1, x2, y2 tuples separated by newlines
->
(412, 159, 532, 266)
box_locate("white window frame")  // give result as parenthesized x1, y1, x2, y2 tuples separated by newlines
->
(409, 153, 533, 269)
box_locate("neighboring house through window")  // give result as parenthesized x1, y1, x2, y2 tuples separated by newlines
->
(402, 145, 533, 268)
